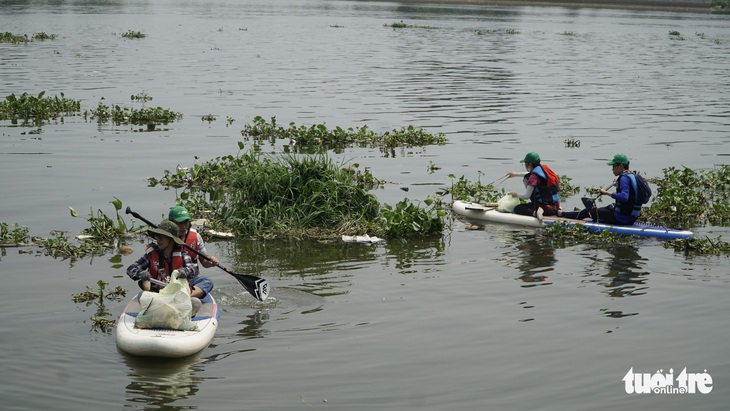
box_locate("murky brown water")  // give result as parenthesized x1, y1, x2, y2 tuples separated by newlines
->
(1, 1, 729, 410)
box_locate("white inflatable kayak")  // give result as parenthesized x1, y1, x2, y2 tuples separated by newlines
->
(116, 292, 219, 358)
(453, 200, 693, 240)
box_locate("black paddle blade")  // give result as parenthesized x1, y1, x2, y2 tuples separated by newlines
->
(232, 273, 270, 301)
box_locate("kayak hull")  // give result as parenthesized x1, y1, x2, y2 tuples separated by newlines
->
(115, 292, 219, 358)
(452, 200, 693, 240)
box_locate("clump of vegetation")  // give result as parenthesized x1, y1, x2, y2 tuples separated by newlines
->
(564, 137, 580, 148)
(130, 91, 152, 103)
(121, 30, 146, 39)
(541, 221, 637, 247)
(643, 165, 730, 229)
(150, 147, 443, 239)
(712, 0, 729, 12)
(69, 197, 139, 244)
(32, 32, 57, 41)
(73, 280, 126, 333)
(442, 172, 579, 206)
(0, 32, 29, 43)
(475, 29, 492, 35)
(384, 21, 436, 29)
(664, 235, 730, 255)
(241, 116, 446, 152)
(442, 172, 507, 205)
(506, 29, 520, 35)
(0, 223, 31, 246)
(87, 99, 183, 130)
(669, 30, 684, 40)
(0, 91, 82, 125)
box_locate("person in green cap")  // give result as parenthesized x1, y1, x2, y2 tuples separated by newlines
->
(126, 219, 199, 292)
(168, 205, 216, 299)
(559, 153, 641, 225)
(168, 205, 219, 267)
(507, 152, 561, 220)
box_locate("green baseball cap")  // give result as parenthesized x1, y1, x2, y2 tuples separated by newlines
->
(168, 205, 191, 222)
(148, 219, 186, 246)
(519, 152, 540, 164)
(607, 154, 629, 166)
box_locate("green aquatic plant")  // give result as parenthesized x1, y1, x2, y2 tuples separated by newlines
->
(69, 197, 138, 244)
(642, 165, 730, 229)
(32, 32, 56, 41)
(88, 100, 183, 129)
(241, 116, 446, 151)
(380, 196, 446, 238)
(73, 280, 126, 334)
(541, 221, 637, 247)
(712, 0, 730, 12)
(0, 91, 81, 125)
(442, 172, 506, 204)
(150, 146, 441, 239)
(564, 137, 580, 148)
(663, 235, 730, 255)
(558, 175, 580, 199)
(384, 21, 436, 29)
(39, 232, 96, 260)
(121, 30, 146, 39)
(202, 114, 216, 122)
(130, 91, 152, 103)
(0, 32, 29, 43)
(0, 223, 31, 246)
(505, 29, 520, 35)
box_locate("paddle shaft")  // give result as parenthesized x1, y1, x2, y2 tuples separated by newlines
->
(125, 206, 269, 300)
(125, 206, 218, 266)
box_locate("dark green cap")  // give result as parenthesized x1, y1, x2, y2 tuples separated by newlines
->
(519, 152, 540, 164)
(607, 154, 629, 166)
(168, 205, 191, 222)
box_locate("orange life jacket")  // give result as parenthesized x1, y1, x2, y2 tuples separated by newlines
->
(145, 245, 184, 284)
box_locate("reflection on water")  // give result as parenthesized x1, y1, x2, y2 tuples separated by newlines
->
(123, 352, 208, 410)
(502, 235, 556, 287)
(598, 244, 649, 318)
(214, 235, 448, 296)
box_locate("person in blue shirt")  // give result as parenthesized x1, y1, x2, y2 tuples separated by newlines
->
(559, 154, 641, 225)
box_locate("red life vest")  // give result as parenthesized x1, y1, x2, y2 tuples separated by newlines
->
(145, 245, 184, 284)
(182, 228, 203, 264)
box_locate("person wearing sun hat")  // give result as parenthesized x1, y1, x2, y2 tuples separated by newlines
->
(126, 219, 199, 293)
(559, 153, 640, 225)
(507, 152, 561, 220)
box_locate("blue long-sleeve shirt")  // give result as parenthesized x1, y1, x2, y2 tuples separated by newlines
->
(611, 174, 637, 224)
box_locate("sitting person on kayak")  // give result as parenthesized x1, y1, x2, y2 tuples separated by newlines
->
(558, 153, 640, 225)
(507, 151, 561, 220)
(126, 219, 212, 314)
(168, 205, 219, 269)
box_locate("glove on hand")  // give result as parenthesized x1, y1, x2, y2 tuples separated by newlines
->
(136, 269, 150, 282)
(172, 269, 186, 279)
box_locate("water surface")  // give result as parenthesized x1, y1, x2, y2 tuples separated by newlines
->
(1, 1, 729, 410)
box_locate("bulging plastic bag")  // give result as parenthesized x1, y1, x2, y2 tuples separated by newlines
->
(135, 274, 197, 331)
(497, 194, 520, 213)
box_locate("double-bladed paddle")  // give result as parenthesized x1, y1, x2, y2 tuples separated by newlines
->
(125, 206, 269, 301)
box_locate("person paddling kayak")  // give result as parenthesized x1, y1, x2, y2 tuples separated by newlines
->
(507, 152, 561, 220)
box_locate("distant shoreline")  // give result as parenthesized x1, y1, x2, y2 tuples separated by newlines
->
(380, 0, 716, 12)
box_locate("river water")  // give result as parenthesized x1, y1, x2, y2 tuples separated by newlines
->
(1, 0, 729, 410)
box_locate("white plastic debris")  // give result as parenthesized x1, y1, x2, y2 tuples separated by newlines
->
(341, 234, 383, 243)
